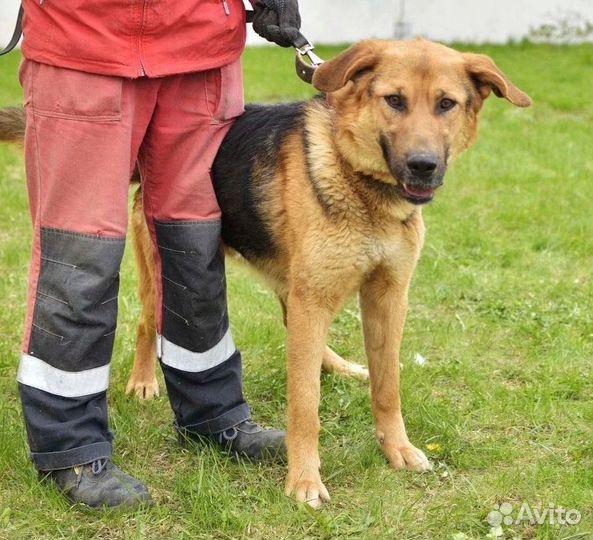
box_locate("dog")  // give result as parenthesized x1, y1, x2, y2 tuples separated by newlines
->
(0, 39, 531, 508)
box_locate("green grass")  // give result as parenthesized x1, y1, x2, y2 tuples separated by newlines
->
(1, 42, 593, 539)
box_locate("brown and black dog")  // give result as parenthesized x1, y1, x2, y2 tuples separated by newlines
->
(0, 39, 531, 508)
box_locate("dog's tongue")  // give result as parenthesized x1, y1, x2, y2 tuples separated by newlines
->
(403, 184, 434, 198)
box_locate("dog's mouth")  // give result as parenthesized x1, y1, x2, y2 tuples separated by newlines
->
(400, 183, 436, 205)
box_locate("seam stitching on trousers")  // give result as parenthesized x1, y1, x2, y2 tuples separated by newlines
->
(25, 99, 44, 353)
(41, 227, 126, 241)
(154, 219, 221, 226)
(37, 290, 70, 306)
(164, 305, 190, 326)
(157, 244, 195, 255)
(32, 324, 65, 340)
(33, 107, 121, 123)
(40, 256, 77, 269)
(163, 274, 188, 290)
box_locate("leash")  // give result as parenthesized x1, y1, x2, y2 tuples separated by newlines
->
(1, 6, 323, 83)
(246, 9, 324, 85)
(0, 4, 23, 57)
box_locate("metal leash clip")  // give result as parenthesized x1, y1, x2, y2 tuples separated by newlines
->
(295, 40, 324, 85)
(245, 10, 322, 86)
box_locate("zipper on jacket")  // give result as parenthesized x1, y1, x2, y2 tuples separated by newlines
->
(221, 0, 230, 15)
(138, 0, 148, 76)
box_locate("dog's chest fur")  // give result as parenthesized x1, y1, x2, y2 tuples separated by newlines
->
(294, 104, 424, 276)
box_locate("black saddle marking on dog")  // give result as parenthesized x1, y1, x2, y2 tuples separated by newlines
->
(213, 102, 307, 260)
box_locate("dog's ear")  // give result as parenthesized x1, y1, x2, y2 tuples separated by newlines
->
(464, 53, 532, 107)
(312, 41, 378, 93)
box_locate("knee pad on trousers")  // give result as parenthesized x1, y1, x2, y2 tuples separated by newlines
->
(27, 228, 125, 370)
(155, 220, 228, 352)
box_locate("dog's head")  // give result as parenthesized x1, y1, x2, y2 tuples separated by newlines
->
(312, 39, 531, 205)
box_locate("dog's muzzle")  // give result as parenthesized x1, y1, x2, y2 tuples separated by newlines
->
(400, 153, 445, 204)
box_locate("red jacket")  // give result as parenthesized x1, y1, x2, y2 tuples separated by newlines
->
(22, 0, 252, 77)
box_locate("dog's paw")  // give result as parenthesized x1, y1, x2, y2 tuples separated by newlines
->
(385, 443, 432, 472)
(125, 375, 160, 400)
(285, 472, 331, 509)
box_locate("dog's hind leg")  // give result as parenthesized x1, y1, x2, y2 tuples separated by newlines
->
(126, 187, 160, 400)
(278, 296, 368, 381)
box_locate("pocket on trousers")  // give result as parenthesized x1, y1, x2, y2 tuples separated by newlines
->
(30, 62, 123, 122)
(204, 59, 245, 123)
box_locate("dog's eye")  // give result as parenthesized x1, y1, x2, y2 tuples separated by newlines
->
(438, 98, 457, 112)
(385, 95, 406, 111)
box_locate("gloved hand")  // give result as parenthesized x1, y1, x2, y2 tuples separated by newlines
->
(252, 0, 303, 48)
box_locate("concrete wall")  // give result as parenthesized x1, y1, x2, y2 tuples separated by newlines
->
(246, 0, 593, 45)
(0, 2, 20, 50)
(2, 0, 592, 48)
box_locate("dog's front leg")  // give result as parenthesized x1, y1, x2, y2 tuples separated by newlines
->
(284, 288, 333, 508)
(360, 267, 432, 472)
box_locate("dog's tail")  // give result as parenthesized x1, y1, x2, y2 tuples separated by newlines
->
(0, 106, 26, 144)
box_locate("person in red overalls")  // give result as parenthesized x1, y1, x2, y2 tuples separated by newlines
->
(16, 0, 302, 508)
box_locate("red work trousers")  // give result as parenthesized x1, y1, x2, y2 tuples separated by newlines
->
(17, 59, 251, 471)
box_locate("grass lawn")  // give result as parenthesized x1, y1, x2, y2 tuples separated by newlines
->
(1, 42, 592, 539)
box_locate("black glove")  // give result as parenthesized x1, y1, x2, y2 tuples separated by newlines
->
(252, 0, 303, 48)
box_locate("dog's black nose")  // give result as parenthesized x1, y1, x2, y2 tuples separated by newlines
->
(407, 154, 438, 176)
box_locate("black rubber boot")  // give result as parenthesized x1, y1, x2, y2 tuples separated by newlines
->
(182, 420, 286, 463)
(43, 459, 153, 509)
